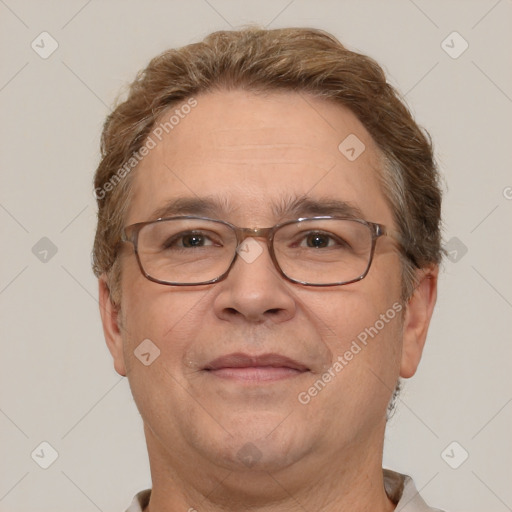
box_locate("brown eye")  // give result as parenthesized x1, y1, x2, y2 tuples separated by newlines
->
(163, 231, 217, 249)
(306, 233, 331, 248)
(181, 234, 207, 247)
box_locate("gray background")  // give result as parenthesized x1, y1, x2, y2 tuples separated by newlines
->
(1, 1, 511, 511)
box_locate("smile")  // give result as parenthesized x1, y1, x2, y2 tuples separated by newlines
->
(203, 353, 310, 382)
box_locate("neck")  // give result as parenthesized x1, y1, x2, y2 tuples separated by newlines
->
(143, 426, 396, 512)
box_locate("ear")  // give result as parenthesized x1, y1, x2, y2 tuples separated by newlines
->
(98, 275, 127, 377)
(400, 265, 439, 378)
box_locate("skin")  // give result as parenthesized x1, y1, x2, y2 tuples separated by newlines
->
(99, 90, 438, 512)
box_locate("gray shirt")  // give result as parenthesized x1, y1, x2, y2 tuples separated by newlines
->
(124, 469, 445, 511)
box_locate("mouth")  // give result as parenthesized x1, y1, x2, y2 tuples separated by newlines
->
(203, 353, 310, 382)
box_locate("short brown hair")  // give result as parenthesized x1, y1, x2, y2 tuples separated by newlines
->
(92, 27, 442, 307)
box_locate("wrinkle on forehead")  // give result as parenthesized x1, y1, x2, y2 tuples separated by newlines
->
(213, 127, 327, 149)
(185, 127, 339, 168)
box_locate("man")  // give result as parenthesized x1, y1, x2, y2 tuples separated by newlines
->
(93, 27, 444, 511)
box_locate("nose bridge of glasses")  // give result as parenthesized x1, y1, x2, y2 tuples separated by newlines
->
(236, 226, 274, 244)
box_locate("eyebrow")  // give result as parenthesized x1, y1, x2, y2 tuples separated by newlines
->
(148, 195, 366, 223)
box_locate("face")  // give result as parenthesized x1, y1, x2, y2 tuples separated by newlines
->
(100, 90, 437, 482)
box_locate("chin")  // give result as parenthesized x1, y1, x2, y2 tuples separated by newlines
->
(196, 412, 311, 473)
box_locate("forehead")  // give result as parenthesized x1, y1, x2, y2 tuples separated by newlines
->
(127, 90, 393, 227)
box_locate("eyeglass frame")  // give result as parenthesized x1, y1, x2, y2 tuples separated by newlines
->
(120, 215, 401, 287)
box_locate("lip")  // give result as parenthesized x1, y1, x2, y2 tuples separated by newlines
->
(203, 353, 310, 382)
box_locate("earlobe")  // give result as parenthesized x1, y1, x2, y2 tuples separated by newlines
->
(98, 276, 127, 377)
(399, 265, 439, 379)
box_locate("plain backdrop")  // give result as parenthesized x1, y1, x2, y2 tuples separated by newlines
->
(1, 1, 511, 511)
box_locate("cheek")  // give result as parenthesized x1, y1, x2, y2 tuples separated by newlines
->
(294, 256, 403, 404)
(118, 283, 214, 421)
(317, 292, 403, 373)
(340, 261, 404, 375)
(295, 256, 403, 353)
(119, 260, 214, 369)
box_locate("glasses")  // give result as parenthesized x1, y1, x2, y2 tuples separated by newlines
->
(121, 216, 391, 287)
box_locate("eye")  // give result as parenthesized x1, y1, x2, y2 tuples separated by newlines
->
(163, 231, 218, 249)
(303, 232, 333, 248)
(298, 231, 347, 249)
(182, 233, 211, 247)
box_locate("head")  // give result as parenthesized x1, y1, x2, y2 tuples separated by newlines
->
(93, 27, 441, 487)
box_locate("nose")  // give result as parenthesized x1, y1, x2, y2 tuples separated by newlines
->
(212, 238, 297, 324)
